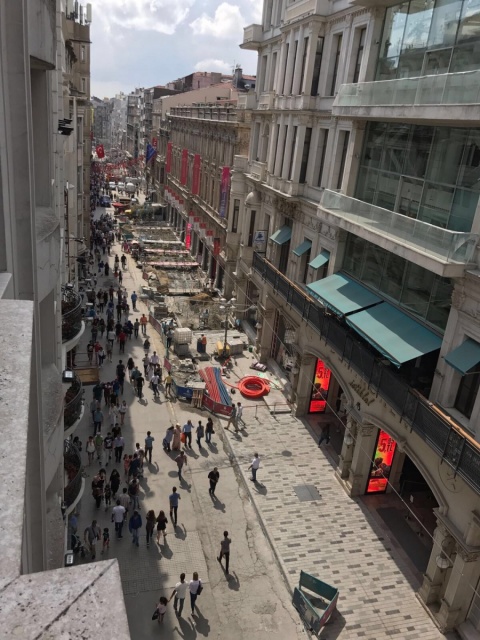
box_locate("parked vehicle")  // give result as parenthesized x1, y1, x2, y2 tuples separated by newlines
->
(99, 195, 111, 207)
(108, 181, 116, 190)
(125, 182, 136, 194)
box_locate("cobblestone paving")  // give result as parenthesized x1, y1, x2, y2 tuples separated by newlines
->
(223, 406, 450, 640)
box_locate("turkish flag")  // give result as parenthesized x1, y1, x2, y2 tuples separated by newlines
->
(96, 144, 105, 159)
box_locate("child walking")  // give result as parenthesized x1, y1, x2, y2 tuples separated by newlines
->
(101, 527, 110, 554)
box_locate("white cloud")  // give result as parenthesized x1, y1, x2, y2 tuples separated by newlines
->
(248, 0, 262, 22)
(91, 0, 194, 35)
(190, 2, 244, 39)
(194, 58, 232, 72)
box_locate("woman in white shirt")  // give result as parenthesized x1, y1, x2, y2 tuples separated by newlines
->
(189, 571, 202, 615)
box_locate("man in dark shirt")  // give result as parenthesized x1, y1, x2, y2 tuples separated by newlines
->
(136, 373, 145, 398)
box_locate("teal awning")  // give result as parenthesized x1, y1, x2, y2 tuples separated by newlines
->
(293, 240, 312, 257)
(306, 273, 382, 316)
(309, 250, 330, 269)
(444, 338, 480, 375)
(346, 302, 442, 367)
(270, 225, 292, 245)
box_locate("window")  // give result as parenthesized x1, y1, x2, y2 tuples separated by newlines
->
(336, 130, 350, 190)
(252, 122, 261, 161)
(316, 129, 329, 187)
(455, 364, 480, 419)
(260, 124, 270, 163)
(81, 77, 86, 93)
(329, 34, 343, 96)
(264, 0, 273, 28)
(300, 245, 311, 284)
(232, 199, 240, 232)
(279, 124, 288, 176)
(299, 127, 312, 183)
(353, 27, 366, 83)
(81, 45, 85, 62)
(310, 37, 324, 96)
(282, 43, 290, 94)
(265, 213, 271, 237)
(247, 210, 256, 246)
(299, 37, 309, 94)
(288, 126, 298, 180)
(260, 55, 268, 92)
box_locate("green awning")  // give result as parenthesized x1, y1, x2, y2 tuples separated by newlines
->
(306, 273, 382, 316)
(444, 338, 480, 375)
(293, 240, 312, 257)
(309, 250, 330, 269)
(346, 302, 442, 367)
(270, 225, 292, 245)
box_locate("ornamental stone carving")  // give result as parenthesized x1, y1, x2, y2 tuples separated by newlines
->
(274, 196, 298, 217)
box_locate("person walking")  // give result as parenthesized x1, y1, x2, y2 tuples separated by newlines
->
(182, 420, 193, 448)
(136, 372, 145, 399)
(90, 398, 99, 424)
(111, 500, 126, 539)
(86, 435, 95, 465)
(145, 509, 156, 548)
(196, 421, 204, 449)
(236, 402, 244, 429)
(133, 318, 140, 338)
(84, 520, 101, 560)
(175, 451, 187, 480)
(170, 573, 188, 617)
(91, 470, 105, 509)
(140, 313, 148, 335)
(205, 417, 214, 445)
(119, 330, 126, 354)
(113, 433, 124, 463)
(94, 432, 104, 464)
(103, 431, 113, 465)
(129, 510, 142, 547)
(93, 406, 104, 435)
(154, 597, 169, 624)
(318, 423, 331, 446)
(119, 400, 127, 426)
(169, 487, 181, 527)
(225, 403, 237, 431)
(163, 426, 174, 452)
(189, 572, 202, 615)
(151, 371, 160, 398)
(208, 467, 220, 497)
(248, 452, 260, 483)
(128, 477, 140, 511)
(109, 468, 121, 498)
(172, 423, 182, 450)
(131, 291, 137, 311)
(118, 487, 130, 518)
(217, 531, 231, 574)
(127, 356, 135, 381)
(145, 431, 155, 463)
(164, 373, 173, 398)
(156, 510, 168, 544)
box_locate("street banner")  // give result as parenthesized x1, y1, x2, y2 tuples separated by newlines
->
(180, 148, 188, 185)
(166, 142, 172, 173)
(213, 237, 221, 256)
(219, 166, 230, 218)
(185, 223, 192, 250)
(96, 144, 105, 159)
(192, 154, 201, 195)
(146, 143, 157, 164)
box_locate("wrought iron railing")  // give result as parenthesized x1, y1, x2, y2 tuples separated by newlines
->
(252, 252, 480, 494)
(64, 439, 83, 509)
(61, 287, 83, 343)
(64, 374, 83, 430)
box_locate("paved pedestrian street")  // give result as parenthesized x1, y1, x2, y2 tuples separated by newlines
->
(72, 210, 454, 639)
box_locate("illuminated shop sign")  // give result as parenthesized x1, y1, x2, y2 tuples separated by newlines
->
(366, 430, 397, 494)
(309, 358, 331, 413)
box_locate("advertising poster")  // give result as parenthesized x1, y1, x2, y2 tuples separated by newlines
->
(180, 149, 189, 185)
(192, 154, 201, 195)
(166, 142, 172, 173)
(366, 430, 397, 494)
(219, 166, 230, 218)
(185, 223, 192, 250)
(253, 230, 267, 253)
(309, 358, 332, 413)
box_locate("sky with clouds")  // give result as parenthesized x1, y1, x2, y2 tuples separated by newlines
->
(89, 0, 261, 98)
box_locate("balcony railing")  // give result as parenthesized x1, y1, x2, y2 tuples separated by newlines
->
(252, 252, 480, 495)
(64, 374, 83, 431)
(64, 439, 83, 508)
(320, 190, 478, 267)
(334, 70, 480, 109)
(61, 287, 82, 343)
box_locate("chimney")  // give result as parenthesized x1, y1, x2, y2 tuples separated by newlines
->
(234, 66, 242, 86)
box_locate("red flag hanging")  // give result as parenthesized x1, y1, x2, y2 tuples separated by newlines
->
(96, 144, 105, 159)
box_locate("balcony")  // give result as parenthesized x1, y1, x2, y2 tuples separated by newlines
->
(237, 93, 258, 110)
(333, 71, 480, 124)
(241, 24, 263, 50)
(258, 91, 275, 110)
(252, 252, 480, 496)
(64, 439, 83, 510)
(249, 160, 267, 182)
(61, 286, 84, 347)
(284, 0, 330, 25)
(64, 373, 84, 434)
(319, 190, 478, 278)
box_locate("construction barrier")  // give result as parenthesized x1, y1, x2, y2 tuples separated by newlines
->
(202, 394, 233, 417)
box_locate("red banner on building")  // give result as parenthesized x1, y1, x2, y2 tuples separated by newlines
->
(219, 166, 230, 218)
(152, 137, 158, 149)
(192, 154, 201, 195)
(213, 237, 221, 256)
(166, 142, 172, 173)
(185, 223, 192, 250)
(180, 149, 188, 185)
(206, 229, 214, 237)
(96, 144, 105, 159)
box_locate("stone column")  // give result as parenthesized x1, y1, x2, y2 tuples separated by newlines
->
(281, 116, 295, 180)
(418, 522, 454, 606)
(302, 25, 320, 97)
(292, 25, 305, 96)
(290, 124, 306, 184)
(337, 415, 356, 480)
(294, 353, 317, 417)
(267, 115, 278, 174)
(259, 303, 276, 363)
(437, 546, 480, 631)
(273, 115, 287, 176)
(347, 423, 377, 496)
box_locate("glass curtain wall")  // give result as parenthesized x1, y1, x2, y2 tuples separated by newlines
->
(343, 234, 452, 330)
(377, 0, 480, 80)
(356, 121, 480, 231)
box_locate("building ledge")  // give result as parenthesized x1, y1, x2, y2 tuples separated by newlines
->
(1, 561, 130, 639)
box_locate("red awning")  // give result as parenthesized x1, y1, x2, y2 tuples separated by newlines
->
(112, 202, 128, 209)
